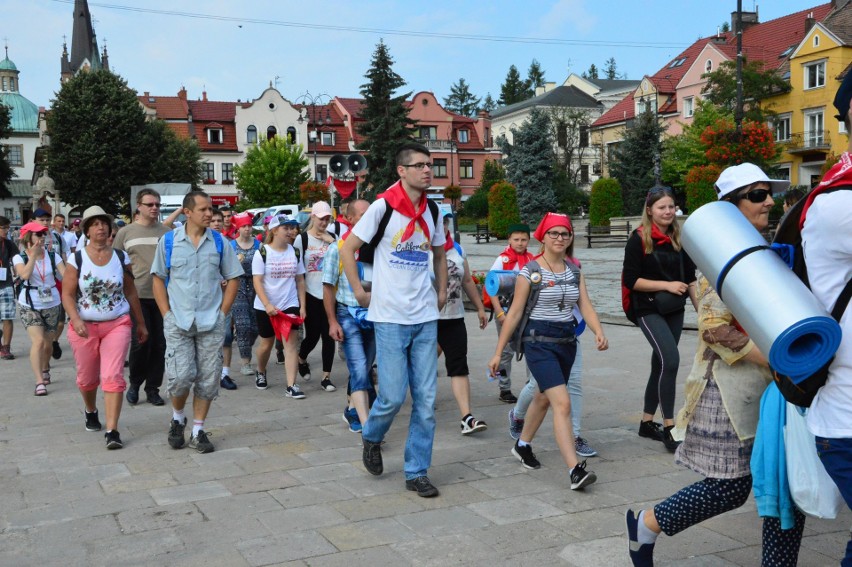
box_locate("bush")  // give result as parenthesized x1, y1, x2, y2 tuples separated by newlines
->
(444, 184, 462, 208)
(684, 164, 722, 213)
(553, 170, 589, 217)
(488, 181, 520, 238)
(461, 189, 489, 218)
(299, 181, 330, 205)
(588, 178, 623, 226)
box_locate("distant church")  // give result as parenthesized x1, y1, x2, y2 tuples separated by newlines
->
(61, 0, 110, 82)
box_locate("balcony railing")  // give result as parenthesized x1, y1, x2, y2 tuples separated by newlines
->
(415, 139, 456, 151)
(782, 131, 831, 153)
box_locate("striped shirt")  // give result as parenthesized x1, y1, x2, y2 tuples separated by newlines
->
(519, 264, 580, 323)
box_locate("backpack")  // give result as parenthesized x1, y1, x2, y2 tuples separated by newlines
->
(509, 258, 581, 360)
(770, 186, 852, 407)
(369, 198, 440, 249)
(162, 228, 224, 287)
(14, 250, 60, 309)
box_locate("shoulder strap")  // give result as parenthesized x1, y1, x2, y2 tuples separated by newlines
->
(831, 279, 852, 320)
(74, 250, 82, 272)
(453, 241, 463, 257)
(369, 200, 394, 249)
(163, 230, 175, 271)
(259, 244, 267, 263)
(210, 229, 224, 259)
(565, 260, 581, 282)
(525, 260, 543, 309)
(229, 239, 239, 252)
(427, 199, 439, 227)
(301, 231, 309, 258)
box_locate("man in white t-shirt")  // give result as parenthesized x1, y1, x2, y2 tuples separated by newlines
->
(341, 143, 448, 498)
(803, 76, 852, 565)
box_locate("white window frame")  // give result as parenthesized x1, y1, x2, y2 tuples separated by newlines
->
(814, 35, 820, 47)
(705, 59, 712, 73)
(246, 125, 257, 144)
(683, 97, 694, 118)
(458, 130, 470, 143)
(774, 114, 792, 142)
(804, 109, 825, 147)
(804, 60, 826, 90)
(207, 128, 224, 144)
(320, 131, 335, 146)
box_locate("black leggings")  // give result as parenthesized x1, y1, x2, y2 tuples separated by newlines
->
(298, 293, 335, 373)
(638, 310, 683, 420)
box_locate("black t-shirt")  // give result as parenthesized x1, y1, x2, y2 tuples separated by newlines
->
(622, 230, 696, 317)
(0, 237, 20, 288)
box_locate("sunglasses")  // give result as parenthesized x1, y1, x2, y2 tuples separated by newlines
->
(739, 188, 772, 203)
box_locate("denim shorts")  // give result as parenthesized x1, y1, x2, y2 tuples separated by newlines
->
(522, 319, 577, 392)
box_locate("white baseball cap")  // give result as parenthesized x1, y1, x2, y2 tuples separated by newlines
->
(268, 214, 299, 230)
(714, 163, 790, 199)
(311, 201, 332, 219)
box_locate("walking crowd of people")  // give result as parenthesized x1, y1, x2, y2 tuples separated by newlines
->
(1, 128, 849, 564)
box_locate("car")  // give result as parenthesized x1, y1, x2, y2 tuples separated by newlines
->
(252, 204, 301, 232)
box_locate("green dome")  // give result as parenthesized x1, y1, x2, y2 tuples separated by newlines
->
(0, 57, 17, 71)
(0, 92, 38, 133)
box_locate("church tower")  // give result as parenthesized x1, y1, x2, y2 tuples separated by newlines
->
(60, 0, 109, 83)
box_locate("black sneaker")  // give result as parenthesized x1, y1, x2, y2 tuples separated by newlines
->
(298, 360, 311, 381)
(255, 371, 268, 390)
(663, 425, 681, 453)
(570, 460, 597, 490)
(126, 385, 139, 405)
(275, 348, 285, 365)
(168, 418, 187, 449)
(146, 391, 165, 406)
(52, 340, 62, 360)
(85, 409, 102, 432)
(362, 438, 383, 476)
(320, 378, 336, 392)
(405, 475, 439, 498)
(498, 390, 518, 404)
(188, 430, 214, 454)
(512, 440, 541, 469)
(104, 430, 123, 450)
(220, 375, 238, 390)
(285, 385, 306, 399)
(638, 420, 664, 442)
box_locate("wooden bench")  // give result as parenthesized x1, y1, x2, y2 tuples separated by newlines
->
(472, 223, 492, 243)
(585, 221, 631, 248)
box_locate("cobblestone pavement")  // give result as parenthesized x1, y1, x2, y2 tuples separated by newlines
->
(0, 234, 848, 566)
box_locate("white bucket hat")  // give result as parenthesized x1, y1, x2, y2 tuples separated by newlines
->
(714, 163, 791, 199)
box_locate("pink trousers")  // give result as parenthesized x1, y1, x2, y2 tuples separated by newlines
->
(68, 314, 132, 393)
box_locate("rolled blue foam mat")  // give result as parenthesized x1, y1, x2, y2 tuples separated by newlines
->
(485, 270, 517, 297)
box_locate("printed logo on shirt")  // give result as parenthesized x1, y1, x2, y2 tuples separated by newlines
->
(389, 225, 429, 271)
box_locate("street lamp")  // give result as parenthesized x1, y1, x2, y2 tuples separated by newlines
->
(296, 92, 331, 182)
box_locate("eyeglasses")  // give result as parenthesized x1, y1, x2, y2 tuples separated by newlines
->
(139, 202, 161, 208)
(401, 162, 433, 170)
(739, 188, 772, 203)
(545, 230, 573, 240)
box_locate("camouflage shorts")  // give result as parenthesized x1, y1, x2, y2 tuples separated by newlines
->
(163, 310, 225, 401)
(20, 304, 62, 333)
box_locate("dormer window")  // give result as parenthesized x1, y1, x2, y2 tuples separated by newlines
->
(321, 131, 335, 146)
(458, 129, 470, 143)
(207, 125, 224, 145)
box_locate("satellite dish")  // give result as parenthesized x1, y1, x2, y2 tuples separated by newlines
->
(329, 154, 349, 174)
(348, 154, 368, 174)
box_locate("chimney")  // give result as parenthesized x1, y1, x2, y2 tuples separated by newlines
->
(143, 91, 149, 97)
(177, 87, 187, 101)
(202, 91, 208, 102)
(805, 12, 816, 34)
(731, 10, 759, 34)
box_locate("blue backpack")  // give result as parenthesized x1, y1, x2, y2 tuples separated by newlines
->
(162, 229, 224, 286)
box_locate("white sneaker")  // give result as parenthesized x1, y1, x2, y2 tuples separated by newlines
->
(240, 364, 254, 376)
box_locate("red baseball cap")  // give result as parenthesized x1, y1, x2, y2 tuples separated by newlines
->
(20, 221, 49, 238)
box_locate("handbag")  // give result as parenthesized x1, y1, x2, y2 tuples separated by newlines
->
(784, 403, 843, 519)
(649, 249, 687, 315)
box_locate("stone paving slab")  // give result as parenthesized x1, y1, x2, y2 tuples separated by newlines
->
(0, 240, 849, 565)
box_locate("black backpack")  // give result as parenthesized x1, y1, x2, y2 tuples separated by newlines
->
(14, 250, 60, 308)
(770, 187, 852, 407)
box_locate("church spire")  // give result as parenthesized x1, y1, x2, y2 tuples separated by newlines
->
(68, 0, 102, 74)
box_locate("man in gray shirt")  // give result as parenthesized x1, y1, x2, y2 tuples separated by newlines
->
(151, 191, 243, 454)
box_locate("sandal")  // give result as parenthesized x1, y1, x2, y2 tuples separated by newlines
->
(34, 383, 48, 396)
(41, 370, 51, 385)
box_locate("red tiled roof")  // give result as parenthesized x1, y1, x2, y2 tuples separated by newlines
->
(297, 104, 351, 154)
(165, 122, 191, 139)
(187, 100, 237, 121)
(138, 95, 189, 120)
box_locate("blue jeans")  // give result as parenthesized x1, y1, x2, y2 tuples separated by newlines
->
(337, 304, 376, 394)
(816, 436, 852, 566)
(516, 339, 583, 435)
(362, 321, 438, 480)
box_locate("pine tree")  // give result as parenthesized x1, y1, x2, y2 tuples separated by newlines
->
(583, 64, 599, 80)
(604, 57, 619, 80)
(356, 41, 416, 199)
(525, 59, 546, 97)
(498, 65, 528, 106)
(0, 104, 13, 198)
(502, 108, 557, 226)
(443, 78, 481, 117)
(609, 106, 666, 215)
(480, 93, 497, 113)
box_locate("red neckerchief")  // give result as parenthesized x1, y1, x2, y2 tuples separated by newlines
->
(499, 245, 534, 270)
(270, 312, 304, 341)
(637, 224, 673, 249)
(337, 216, 353, 234)
(378, 180, 430, 242)
(800, 151, 852, 229)
(444, 230, 455, 252)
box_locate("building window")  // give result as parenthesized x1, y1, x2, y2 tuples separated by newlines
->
(432, 158, 447, 178)
(580, 165, 590, 184)
(579, 125, 589, 148)
(316, 164, 327, 182)
(1, 77, 6, 91)
(286, 127, 296, 144)
(814, 35, 820, 47)
(207, 128, 223, 144)
(459, 159, 474, 179)
(3, 144, 23, 167)
(805, 61, 826, 89)
(683, 97, 694, 118)
(3, 208, 12, 219)
(267, 126, 277, 141)
(222, 163, 234, 182)
(321, 131, 335, 146)
(458, 130, 469, 143)
(420, 126, 437, 140)
(774, 114, 791, 141)
(246, 125, 257, 144)
(805, 110, 825, 147)
(705, 59, 712, 73)
(557, 123, 568, 147)
(202, 162, 215, 182)
(775, 166, 791, 181)
(484, 127, 490, 146)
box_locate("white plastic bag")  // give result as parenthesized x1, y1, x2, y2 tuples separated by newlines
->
(784, 403, 843, 519)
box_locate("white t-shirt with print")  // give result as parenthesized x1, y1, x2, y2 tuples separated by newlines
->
(252, 244, 305, 311)
(67, 249, 131, 321)
(439, 243, 466, 321)
(352, 199, 445, 324)
(295, 233, 332, 300)
(13, 252, 64, 310)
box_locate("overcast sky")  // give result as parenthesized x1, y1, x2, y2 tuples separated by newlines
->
(3, 0, 825, 109)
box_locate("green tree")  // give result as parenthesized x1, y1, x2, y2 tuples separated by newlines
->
(144, 119, 202, 187)
(487, 181, 520, 238)
(46, 70, 154, 215)
(525, 59, 546, 98)
(0, 104, 13, 198)
(582, 64, 599, 80)
(480, 93, 497, 113)
(502, 108, 557, 226)
(702, 59, 791, 122)
(589, 177, 624, 226)
(462, 159, 505, 218)
(604, 57, 620, 80)
(443, 78, 481, 117)
(233, 136, 310, 207)
(498, 65, 528, 106)
(609, 106, 666, 214)
(661, 100, 731, 189)
(546, 106, 595, 187)
(357, 40, 416, 199)
(553, 169, 589, 217)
